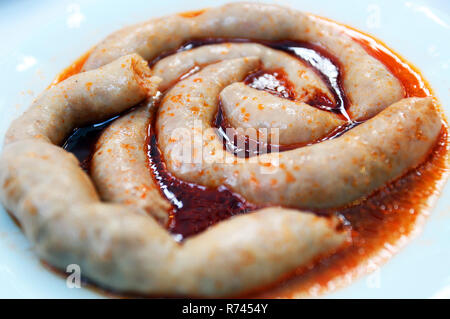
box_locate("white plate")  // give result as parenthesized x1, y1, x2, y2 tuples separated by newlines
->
(0, 0, 448, 298)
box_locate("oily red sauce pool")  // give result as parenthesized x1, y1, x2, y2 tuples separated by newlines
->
(59, 14, 449, 298)
(244, 68, 297, 100)
(147, 123, 258, 239)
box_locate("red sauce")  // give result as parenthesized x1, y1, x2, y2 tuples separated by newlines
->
(148, 124, 258, 239)
(50, 49, 91, 87)
(178, 9, 206, 18)
(62, 116, 119, 172)
(58, 13, 449, 298)
(244, 68, 297, 100)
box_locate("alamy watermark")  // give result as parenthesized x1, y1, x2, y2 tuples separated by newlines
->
(366, 4, 381, 29)
(66, 264, 81, 288)
(165, 120, 281, 174)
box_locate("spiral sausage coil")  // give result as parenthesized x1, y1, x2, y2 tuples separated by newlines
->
(0, 3, 441, 297)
